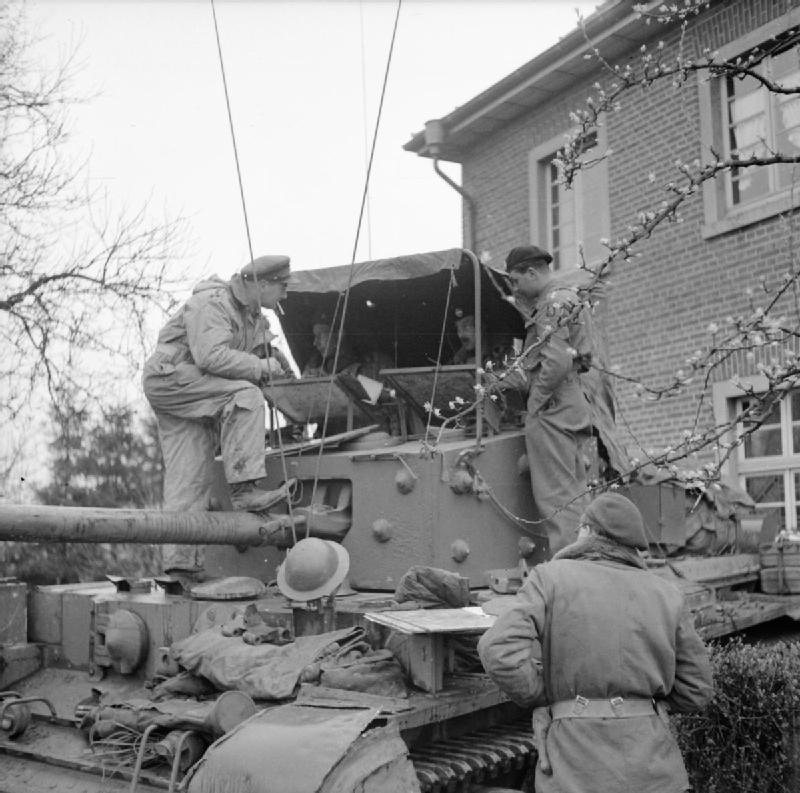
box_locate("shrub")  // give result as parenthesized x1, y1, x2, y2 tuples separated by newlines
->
(675, 639, 800, 793)
(0, 541, 163, 585)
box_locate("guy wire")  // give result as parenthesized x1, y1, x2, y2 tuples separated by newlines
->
(210, 0, 296, 542)
(309, 0, 403, 524)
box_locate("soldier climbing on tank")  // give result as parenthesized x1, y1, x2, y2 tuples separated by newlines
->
(143, 254, 297, 579)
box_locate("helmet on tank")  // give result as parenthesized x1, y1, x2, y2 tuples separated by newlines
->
(277, 537, 350, 601)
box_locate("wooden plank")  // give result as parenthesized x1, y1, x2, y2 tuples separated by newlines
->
(699, 601, 787, 640)
(407, 634, 444, 693)
(365, 607, 495, 635)
(264, 424, 379, 458)
(668, 554, 760, 586)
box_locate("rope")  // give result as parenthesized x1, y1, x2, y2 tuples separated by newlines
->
(308, 0, 403, 526)
(210, 0, 296, 542)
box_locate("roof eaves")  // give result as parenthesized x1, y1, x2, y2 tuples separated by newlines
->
(405, 0, 663, 162)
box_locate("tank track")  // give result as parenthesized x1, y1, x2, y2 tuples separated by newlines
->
(408, 718, 536, 792)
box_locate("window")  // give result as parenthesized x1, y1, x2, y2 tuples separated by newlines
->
(699, 14, 800, 238)
(529, 129, 610, 270)
(724, 42, 800, 207)
(734, 390, 800, 536)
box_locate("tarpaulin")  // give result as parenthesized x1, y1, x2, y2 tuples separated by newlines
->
(170, 626, 365, 700)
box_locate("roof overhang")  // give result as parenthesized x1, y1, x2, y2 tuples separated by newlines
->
(404, 0, 667, 163)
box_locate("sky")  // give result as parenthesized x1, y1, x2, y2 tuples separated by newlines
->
(28, 0, 599, 283)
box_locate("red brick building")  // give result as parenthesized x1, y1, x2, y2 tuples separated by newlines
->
(405, 0, 800, 533)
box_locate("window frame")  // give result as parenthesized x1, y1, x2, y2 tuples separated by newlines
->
(699, 9, 800, 240)
(528, 126, 610, 271)
(713, 375, 800, 535)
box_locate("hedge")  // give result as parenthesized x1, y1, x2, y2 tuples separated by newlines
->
(675, 639, 800, 793)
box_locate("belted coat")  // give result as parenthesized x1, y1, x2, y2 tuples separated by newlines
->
(477, 542, 713, 793)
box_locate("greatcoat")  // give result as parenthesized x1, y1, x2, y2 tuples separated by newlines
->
(477, 542, 714, 793)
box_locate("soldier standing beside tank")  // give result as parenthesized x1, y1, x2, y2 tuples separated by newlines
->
(143, 255, 296, 578)
(478, 492, 713, 793)
(496, 245, 594, 552)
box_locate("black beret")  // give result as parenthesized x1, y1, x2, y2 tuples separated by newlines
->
(505, 245, 553, 271)
(241, 254, 291, 282)
(581, 492, 649, 550)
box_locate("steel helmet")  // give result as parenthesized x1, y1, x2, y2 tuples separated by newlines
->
(277, 537, 350, 601)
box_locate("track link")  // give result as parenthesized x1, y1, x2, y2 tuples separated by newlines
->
(409, 719, 535, 792)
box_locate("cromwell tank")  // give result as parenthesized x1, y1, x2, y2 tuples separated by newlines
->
(0, 249, 785, 792)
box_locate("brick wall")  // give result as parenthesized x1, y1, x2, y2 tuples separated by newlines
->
(460, 0, 800, 461)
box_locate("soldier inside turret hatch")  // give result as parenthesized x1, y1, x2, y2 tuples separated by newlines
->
(142, 254, 297, 578)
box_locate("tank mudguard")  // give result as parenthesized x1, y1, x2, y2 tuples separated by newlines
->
(184, 703, 420, 793)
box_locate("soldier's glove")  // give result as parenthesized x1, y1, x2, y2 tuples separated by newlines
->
(270, 349, 296, 378)
(531, 706, 552, 775)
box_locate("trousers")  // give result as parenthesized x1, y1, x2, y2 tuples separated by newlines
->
(525, 374, 592, 553)
(143, 361, 267, 571)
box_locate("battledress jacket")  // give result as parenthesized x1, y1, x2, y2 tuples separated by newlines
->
(477, 547, 713, 793)
(501, 274, 629, 474)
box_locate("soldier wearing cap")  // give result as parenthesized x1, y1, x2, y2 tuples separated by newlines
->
(498, 244, 595, 552)
(449, 308, 484, 365)
(143, 255, 296, 578)
(478, 492, 713, 793)
(449, 307, 514, 369)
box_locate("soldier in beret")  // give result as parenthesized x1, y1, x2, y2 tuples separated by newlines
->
(143, 254, 296, 579)
(496, 245, 595, 552)
(478, 492, 713, 793)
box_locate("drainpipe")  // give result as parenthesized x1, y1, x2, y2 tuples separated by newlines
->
(423, 120, 483, 446)
(423, 120, 478, 252)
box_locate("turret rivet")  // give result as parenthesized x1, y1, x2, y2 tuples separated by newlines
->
(372, 518, 393, 542)
(451, 539, 470, 563)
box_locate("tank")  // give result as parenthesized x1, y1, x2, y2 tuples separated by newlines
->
(0, 249, 794, 792)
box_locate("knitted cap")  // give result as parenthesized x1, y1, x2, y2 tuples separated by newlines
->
(581, 492, 649, 550)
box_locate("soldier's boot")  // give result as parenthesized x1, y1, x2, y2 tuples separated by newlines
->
(229, 478, 297, 512)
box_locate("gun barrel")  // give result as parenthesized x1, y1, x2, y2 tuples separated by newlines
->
(0, 504, 289, 546)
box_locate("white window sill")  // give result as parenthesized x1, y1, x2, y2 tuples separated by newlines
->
(702, 189, 800, 240)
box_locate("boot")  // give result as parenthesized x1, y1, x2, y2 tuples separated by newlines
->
(229, 478, 297, 512)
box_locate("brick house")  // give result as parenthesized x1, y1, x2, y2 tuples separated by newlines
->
(405, 0, 800, 534)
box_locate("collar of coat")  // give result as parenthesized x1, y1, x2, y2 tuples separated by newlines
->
(551, 535, 647, 570)
(229, 273, 263, 319)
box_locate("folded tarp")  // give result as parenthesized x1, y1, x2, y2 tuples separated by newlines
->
(171, 625, 364, 700)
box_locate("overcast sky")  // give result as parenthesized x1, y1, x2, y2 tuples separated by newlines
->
(29, 0, 599, 283)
